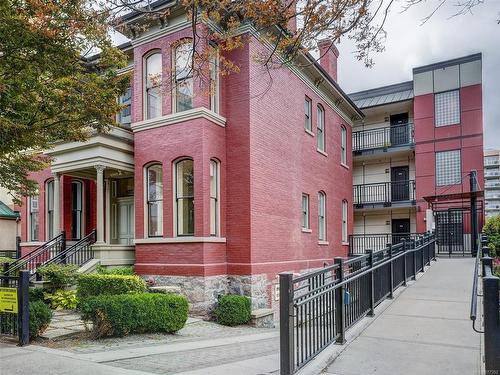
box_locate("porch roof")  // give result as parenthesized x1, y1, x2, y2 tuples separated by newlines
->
(0, 201, 19, 220)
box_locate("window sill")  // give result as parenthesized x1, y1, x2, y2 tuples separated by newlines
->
(317, 149, 328, 157)
(341, 242, 349, 246)
(341, 163, 349, 170)
(19, 241, 45, 247)
(318, 240, 329, 246)
(135, 237, 227, 244)
(301, 228, 312, 233)
(305, 129, 315, 137)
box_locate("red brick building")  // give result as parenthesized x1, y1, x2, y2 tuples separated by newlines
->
(17, 2, 363, 313)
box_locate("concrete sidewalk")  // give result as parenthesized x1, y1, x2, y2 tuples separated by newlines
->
(323, 257, 482, 375)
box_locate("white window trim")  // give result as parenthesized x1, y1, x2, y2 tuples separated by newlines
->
(45, 179, 54, 240)
(318, 191, 326, 241)
(71, 180, 85, 240)
(172, 39, 194, 114)
(144, 163, 164, 238)
(341, 126, 347, 165)
(28, 195, 39, 242)
(210, 159, 221, 236)
(302, 193, 310, 230)
(317, 105, 325, 152)
(173, 158, 195, 237)
(342, 199, 348, 244)
(209, 45, 220, 114)
(143, 50, 163, 121)
(304, 96, 312, 132)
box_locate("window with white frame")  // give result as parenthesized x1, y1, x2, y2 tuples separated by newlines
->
(436, 150, 461, 186)
(341, 126, 347, 165)
(304, 96, 312, 132)
(118, 87, 132, 126)
(435, 90, 460, 127)
(144, 52, 162, 119)
(175, 159, 194, 236)
(318, 192, 326, 240)
(342, 199, 348, 243)
(210, 159, 219, 236)
(209, 44, 219, 113)
(71, 181, 83, 240)
(317, 105, 325, 152)
(46, 180, 54, 239)
(302, 193, 310, 229)
(146, 164, 163, 237)
(174, 41, 194, 113)
(29, 195, 39, 241)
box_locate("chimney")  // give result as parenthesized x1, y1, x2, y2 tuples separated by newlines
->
(318, 39, 340, 82)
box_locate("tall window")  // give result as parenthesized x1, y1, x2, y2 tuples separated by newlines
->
(435, 90, 460, 127)
(304, 96, 312, 132)
(209, 44, 219, 113)
(436, 150, 461, 186)
(174, 41, 194, 113)
(317, 105, 325, 151)
(145, 52, 162, 119)
(146, 164, 163, 237)
(175, 159, 194, 236)
(71, 181, 83, 240)
(341, 126, 347, 165)
(301, 193, 310, 229)
(29, 195, 39, 241)
(210, 159, 219, 236)
(342, 199, 348, 243)
(118, 87, 132, 126)
(318, 192, 326, 240)
(46, 180, 54, 239)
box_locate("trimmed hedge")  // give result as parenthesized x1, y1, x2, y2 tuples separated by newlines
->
(29, 288, 46, 303)
(29, 301, 53, 338)
(215, 295, 251, 326)
(96, 265, 135, 275)
(77, 274, 146, 300)
(37, 264, 79, 290)
(80, 293, 189, 338)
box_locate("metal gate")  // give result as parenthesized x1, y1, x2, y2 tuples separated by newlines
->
(0, 271, 29, 345)
(435, 209, 467, 255)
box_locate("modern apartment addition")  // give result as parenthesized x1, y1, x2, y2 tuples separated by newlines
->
(349, 53, 484, 255)
(484, 149, 500, 217)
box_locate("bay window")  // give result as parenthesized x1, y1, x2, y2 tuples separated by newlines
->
(174, 41, 194, 112)
(175, 159, 194, 236)
(210, 159, 219, 236)
(144, 52, 162, 119)
(146, 164, 163, 237)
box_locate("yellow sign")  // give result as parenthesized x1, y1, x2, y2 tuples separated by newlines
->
(0, 287, 18, 314)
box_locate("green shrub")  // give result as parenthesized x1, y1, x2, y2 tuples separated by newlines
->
(44, 290, 78, 310)
(37, 264, 79, 290)
(483, 215, 500, 258)
(77, 274, 146, 300)
(80, 293, 188, 338)
(214, 295, 251, 326)
(29, 300, 53, 339)
(29, 288, 47, 303)
(0, 256, 15, 265)
(96, 265, 134, 275)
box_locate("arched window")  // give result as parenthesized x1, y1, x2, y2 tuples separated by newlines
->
(342, 199, 348, 243)
(175, 159, 194, 236)
(146, 164, 163, 237)
(174, 41, 193, 113)
(318, 192, 326, 241)
(29, 194, 39, 241)
(71, 180, 83, 240)
(317, 105, 325, 152)
(341, 126, 347, 165)
(46, 180, 55, 239)
(210, 159, 220, 236)
(144, 52, 162, 119)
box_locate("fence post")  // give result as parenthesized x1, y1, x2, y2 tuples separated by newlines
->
(279, 272, 294, 375)
(334, 257, 346, 344)
(367, 250, 375, 316)
(421, 237, 425, 271)
(16, 236, 21, 259)
(483, 273, 500, 373)
(402, 240, 407, 286)
(388, 244, 394, 299)
(18, 270, 30, 346)
(412, 245, 417, 280)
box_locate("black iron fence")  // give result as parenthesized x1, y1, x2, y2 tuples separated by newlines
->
(349, 233, 428, 255)
(353, 180, 416, 206)
(279, 233, 436, 374)
(0, 271, 29, 345)
(470, 236, 500, 373)
(352, 123, 414, 152)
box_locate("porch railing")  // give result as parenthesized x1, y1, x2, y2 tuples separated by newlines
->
(349, 233, 425, 255)
(353, 180, 416, 205)
(279, 233, 436, 374)
(352, 123, 414, 152)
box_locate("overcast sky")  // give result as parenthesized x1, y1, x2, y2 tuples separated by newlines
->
(336, 0, 499, 150)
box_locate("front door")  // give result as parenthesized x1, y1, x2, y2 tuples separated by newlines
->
(115, 198, 134, 245)
(392, 219, 410, 244)
(391, 166, 410, 201)
(390, 113, 409, 146)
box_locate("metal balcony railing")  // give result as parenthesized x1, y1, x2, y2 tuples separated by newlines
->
(485, 170, 500, 178)
(353, 180, 416, 205)
(352, 123, 414, 152)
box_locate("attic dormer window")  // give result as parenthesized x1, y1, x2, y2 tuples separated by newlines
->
(174, 40, 193, 113)
(144, 51, 162, 120)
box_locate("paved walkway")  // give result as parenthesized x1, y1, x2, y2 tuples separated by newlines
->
(324, 257, 482, 375)
(42, 310, 87, 340)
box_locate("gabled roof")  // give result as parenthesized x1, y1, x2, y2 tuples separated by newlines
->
(348, 81, 414, 109)
(0, 201, 19, 220)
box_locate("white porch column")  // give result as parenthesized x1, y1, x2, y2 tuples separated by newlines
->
(52, 172, 61, 236)
(95, 165, 106, 243)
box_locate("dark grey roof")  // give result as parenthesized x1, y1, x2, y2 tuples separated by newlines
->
(413, 53, 481, 74)
(348, 81, 414, 109)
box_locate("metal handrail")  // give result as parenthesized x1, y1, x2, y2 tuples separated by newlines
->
(41, 230, 97, 269)
(352, 123, 414, 151)
(353, 180, 416, 205)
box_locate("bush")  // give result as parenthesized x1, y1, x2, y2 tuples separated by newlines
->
(37, 264, 79, 290)
(77, 274, 146, 300)
(80, 293, 188, 338)
(0, 256, 15, 265)
(29, 301, 53, 339)
(29, 288, 47, 303)
(44, 290, 78, 310)
(214, 295, 251, 326)
(96, 265, 134, 275)
(484, 215, 500, 259)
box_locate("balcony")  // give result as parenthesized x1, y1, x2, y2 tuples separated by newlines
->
(485, 181, 500, 189)
(352, 123, 414, 156)
(484, 158, 499, 167)
(484, 170, 500, 179)
(354, 180, 416, 209)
